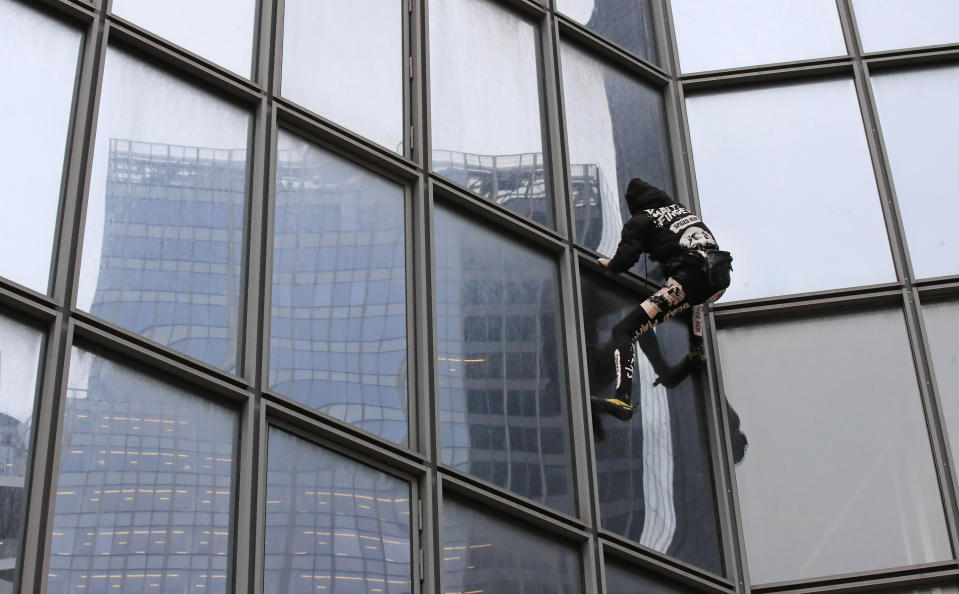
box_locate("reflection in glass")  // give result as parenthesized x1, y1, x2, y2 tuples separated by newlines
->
(111, 0, 256, 76)
(718, 309, 950, 583)
(556, 0, 659, 65)
(442, 497, 581, 593)
(77, 49, 250, 372)
(264, 428, 412, 594)
(581, 270, 722, 574)
(48, 346, 237, 593)
(853, 0, 959, 53)
(686, 79, 895, 301)
(922, 301, 959, 475)
(0, 315, 44, 592)
(871, 65, 959, 279)
(560, 42, 673, 281)
(605, 559, 688, 593)
(0, 0, 81, 293)
(429, 0, 552, 227)
(281, 0, 404, 152)
(671, 0, 847, 73)
(886, 587, 959, 594)
(433, 206, 573, 513)
(269, 132, 408, 444)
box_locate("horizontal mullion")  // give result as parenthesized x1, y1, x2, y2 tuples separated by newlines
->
(487, 0, 549, 20)
(25, 0, 96, 24)
(750, 560, 959, 593)
(555, 13, 670, 88)
(864, 43, 959, 70)
(430, 177, 567, 254)
(105, 16, 264, 106)
(0, 279, 60, 321)
(711, 283, 905, 326)
(600, 538, 735, 593)
(439, 471, 590, 542)
(69, 312, 251, 399)
(916, 278, 959, 301)
(573, 247, 664, 295)
(681, 59, 855, 93)
(261, 396, 427, 476)
(275, 100, 421, 185)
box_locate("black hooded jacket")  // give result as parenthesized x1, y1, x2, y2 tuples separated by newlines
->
(605, 178, 720, 275)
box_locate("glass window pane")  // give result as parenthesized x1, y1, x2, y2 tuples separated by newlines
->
(671, 0, 847, 73)
(605, 559, 688, 593)
(0, 1, 81, 294)
(269, 132, 408, 444)
(560, 41, 673, 280)
(433, 205, 574, 514)
(111, 0, 255, 76)
(853, 0, 959, 53)
(442, 497, 582, 593)
(871, 65, 959, 280)
(718, 309, 950, 583)
(281, 0, 404, 152)
(429, 0, 553, 227)
(48, 346, 238, 593)
(581, 270, 722, 575)
(0, 314, 44, 592)
(556, 0, 659, 65)
(77, 49, 250, 372)
(686, 79, 895, 301)
(264, 428, 412, 594)
(922, 300, 959, 473)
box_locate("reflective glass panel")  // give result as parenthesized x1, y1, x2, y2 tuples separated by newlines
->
(0, 1, 81, 293)
(887, 587, 959, 594)
(853, 0, 959, 53)
(556, 0, 659, 65)
(48, 346, 238, 593)
(871, 65, 959, 280)
(269, 131, 408, 444)
(433, 205, 574, 513)
(718, 309, 950, 583)
(922, 301, 959, 472)
(77, 49, 250, 372)
(429, 0, 552, 227)
(686, 80, 895, 301)
(111, 0, 255, 76)
(581, 270, 722, 574)
(0, 315, 44, 592)
(264, 428, 412, 594)
(560, 41, 673, 280)
(442, 497, 582, 593)
(671, 0, 847, 73)
(605, 559, 688, 593)
(281, 0, 404, 152)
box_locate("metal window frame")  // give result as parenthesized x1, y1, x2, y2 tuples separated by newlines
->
(6, 0, 959, 592)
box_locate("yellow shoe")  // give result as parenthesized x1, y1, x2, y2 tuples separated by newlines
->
(590, 396, 634, 421)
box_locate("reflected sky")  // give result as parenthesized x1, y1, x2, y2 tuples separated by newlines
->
(111, 0, 256, 76)
(671, 0, 846, 73)
(853, 0, 959, 53)
(686, 79, 895, 301)
(0, 0, 81, 294)
(921, 301, 959, 488)
(718, 309, 950, 583)
(281, 0, 404, 152)
(871, 65, 959, 280)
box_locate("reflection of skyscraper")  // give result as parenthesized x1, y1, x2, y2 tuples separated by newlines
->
(0, 411, 28, 592)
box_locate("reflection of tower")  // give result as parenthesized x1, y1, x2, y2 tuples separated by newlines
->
(0, 411, 28, 590)
(94, 138, 247, 369)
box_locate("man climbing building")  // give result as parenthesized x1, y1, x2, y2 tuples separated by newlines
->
(593, 177, 732, 420)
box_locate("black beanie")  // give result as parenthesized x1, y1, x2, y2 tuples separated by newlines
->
(624, 177, 663, 213)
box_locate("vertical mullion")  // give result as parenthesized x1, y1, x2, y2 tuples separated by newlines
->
(540, 11, 568, 239)
(660, 0, 749, 590)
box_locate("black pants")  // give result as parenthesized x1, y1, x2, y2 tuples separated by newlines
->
(609, 266, 725, 401)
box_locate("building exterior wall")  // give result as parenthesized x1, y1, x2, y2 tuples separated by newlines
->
(1, 0, 958, 593)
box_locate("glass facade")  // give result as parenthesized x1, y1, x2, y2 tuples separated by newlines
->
(2, 0, 959, 593)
